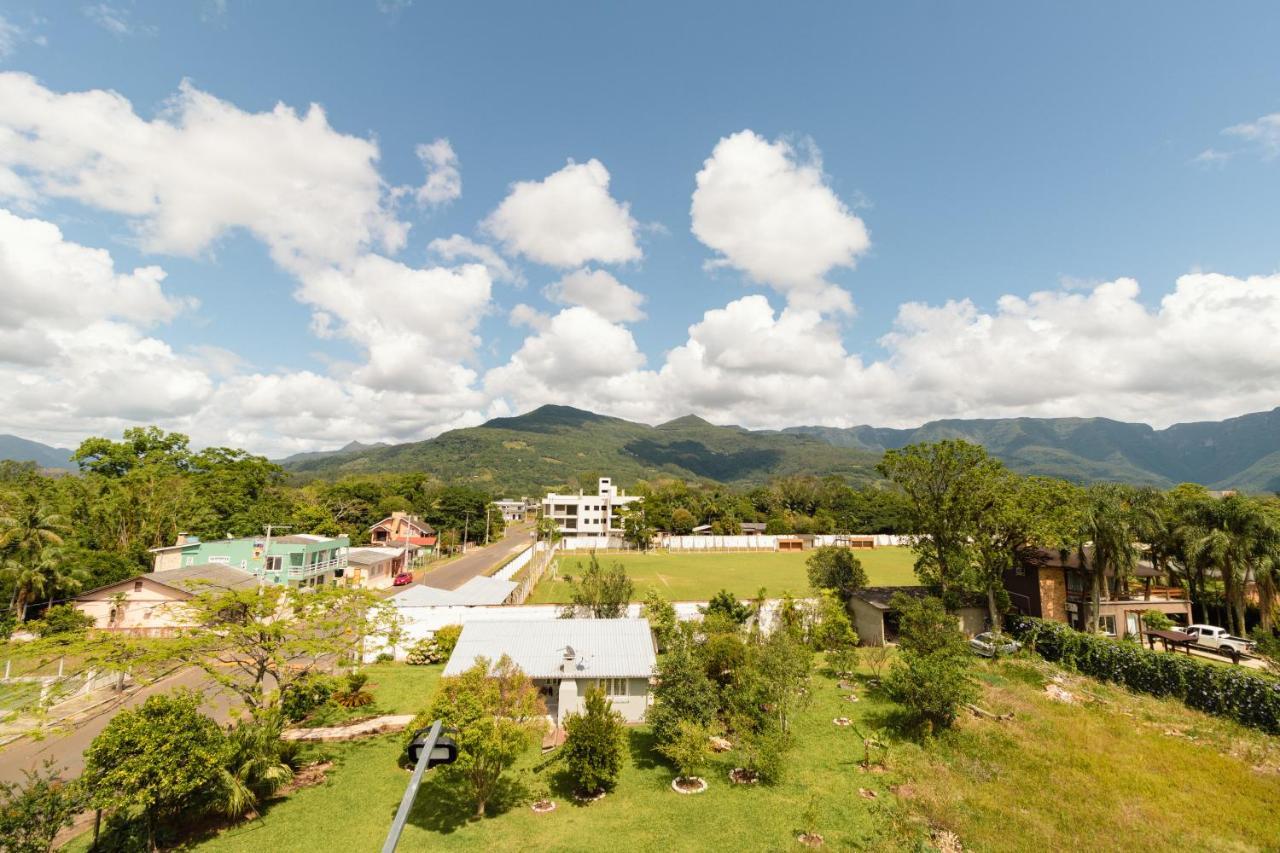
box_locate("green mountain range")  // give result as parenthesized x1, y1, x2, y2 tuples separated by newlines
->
(281, 406, 883, 493)
(279, 404, 1280, 494)
(0, 434, 75, 471)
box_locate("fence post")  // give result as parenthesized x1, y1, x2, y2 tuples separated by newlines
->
(3, 659, 9, 680)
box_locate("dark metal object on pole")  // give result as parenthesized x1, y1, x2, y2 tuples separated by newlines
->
(381, 720, 458, 853)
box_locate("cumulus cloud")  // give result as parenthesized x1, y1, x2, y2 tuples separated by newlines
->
(0, 72, 406, 272)
(484, 273, 1280, 431)
(691, 130, 870, 314)
(482, 159, 641, 267)
(415, 138, 461, 206)
(0, 209, 212, 440)
(1224, 111, 1280, 160)
(543, 268, 645, 323)
(427, 234, 522, 284)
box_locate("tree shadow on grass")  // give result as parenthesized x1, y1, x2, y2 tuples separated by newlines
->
(404, 768, 529, 835)
(626, 727, 663, 771)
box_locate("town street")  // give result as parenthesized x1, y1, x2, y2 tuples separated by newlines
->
(412, 521, 533, 590)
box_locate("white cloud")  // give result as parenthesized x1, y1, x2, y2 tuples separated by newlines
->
(691, 130, 870, 314)
(1224, 111, 1280, 160)
(297, 255, 492, 395)
(427, 234, 522, 284)
(0, 72, 406, 273)
(0, 208, 212, 439)
(415, 138, 461, 206)
(82, 4, 156, 37)
(482, 159, 641, 268)
(508, 303, 549, 331)
(0, 15, 25, 57)
(543, 267, 645, 323)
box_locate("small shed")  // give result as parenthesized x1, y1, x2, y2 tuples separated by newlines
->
(777, 537, 804, 552)
(850, 586, 987, 645)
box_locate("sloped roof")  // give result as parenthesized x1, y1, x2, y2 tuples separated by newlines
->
(347, 546, 405, 565)
(150, 563, 259, 592)
(443, 618, 657, 679)
(389, 575, 518, 607)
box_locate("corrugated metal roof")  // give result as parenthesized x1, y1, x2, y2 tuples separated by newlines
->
(346, 546, 405, 565)
(389, 575, 518, 607)
(443, 618, 656, 679)
(150, 563, 259, 592)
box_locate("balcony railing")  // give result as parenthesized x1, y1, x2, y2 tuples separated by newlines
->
(284, 558, 347, 579)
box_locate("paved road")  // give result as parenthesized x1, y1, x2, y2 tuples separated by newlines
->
(0, 666, 237, 786)
(413, 522, 533, 590)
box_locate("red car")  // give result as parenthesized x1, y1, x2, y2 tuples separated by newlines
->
(393, 572, 414, 586)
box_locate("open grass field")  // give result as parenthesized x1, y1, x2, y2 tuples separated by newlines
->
(139, 654, 1280, 853)
(527, 546, 918, 603)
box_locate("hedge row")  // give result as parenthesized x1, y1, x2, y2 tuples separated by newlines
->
(1006, 615, 1280, 734)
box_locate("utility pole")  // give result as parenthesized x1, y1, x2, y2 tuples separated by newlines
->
(462, 511, 470, 554)
(484, 505, 491, 546)
(258, 523, 292, 593)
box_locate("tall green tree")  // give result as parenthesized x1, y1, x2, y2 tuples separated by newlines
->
(427, 656, 546, 817)
(647, 631, 719, 745)
(884, 594, 976, 731)
(805, 546, 869, 601)
(1076, 483, 1141, 634)
(878, 440, 1004, 597)
(562, 687, 626, 795)
(561, 554, 633, 618)
(0, 762, 86, 853)
(82, 691, 229, 851)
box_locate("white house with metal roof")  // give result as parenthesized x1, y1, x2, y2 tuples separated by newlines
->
(443, 619, 657, 724)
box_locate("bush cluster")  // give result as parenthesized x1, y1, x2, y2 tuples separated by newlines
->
(1007, 615, 1280, 734)
(405, 624, 463, 665)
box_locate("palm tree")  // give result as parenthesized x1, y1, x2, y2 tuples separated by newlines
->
(1187, 495, 1269, 635)
(1077, 483, 1139, 633)
(1, 500, 72, 621)
(212, 711, 297, 819)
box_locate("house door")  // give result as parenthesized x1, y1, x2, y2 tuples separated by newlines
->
(1125, 611, 1140, 639)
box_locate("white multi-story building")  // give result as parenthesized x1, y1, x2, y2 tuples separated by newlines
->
(542, 477, 640, 538)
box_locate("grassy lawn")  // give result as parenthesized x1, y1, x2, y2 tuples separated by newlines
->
(527, 546, 918, 603)
(169, 654, 1280, 852)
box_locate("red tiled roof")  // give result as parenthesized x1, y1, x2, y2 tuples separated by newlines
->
(407, 536, 437, 546)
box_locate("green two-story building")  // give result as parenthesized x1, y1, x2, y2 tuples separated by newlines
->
(149, 533, 350, 588)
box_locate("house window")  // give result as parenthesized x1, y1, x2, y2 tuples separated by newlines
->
(593, 678, 626, 696)
(1125, 613, 1140, 636)
(264, 556, 283, 573)
(1100, 615, 1117, 636)
(134, 580, 143, 592)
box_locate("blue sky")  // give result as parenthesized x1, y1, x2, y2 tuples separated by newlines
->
(0, 2, 1278, 454)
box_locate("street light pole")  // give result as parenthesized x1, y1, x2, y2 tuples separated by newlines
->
(258, 523, 292, 594)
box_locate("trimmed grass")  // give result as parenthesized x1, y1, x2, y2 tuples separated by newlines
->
(69, 657, 1280, 852)
(527, 546, 918, 604)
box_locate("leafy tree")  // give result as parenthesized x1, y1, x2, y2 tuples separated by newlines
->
(0, 761, 87, 853)
(1076, 483, 1142, 634)
(701, 589, 751, 626)
(426, 656, 546, 817)
(178, 585, 400, 713)
(756, 626, 813, 735)
(812, 589, 859, 657)
(641, 588, 678, 652)
(562, 687, 626, 795)
(648, 632, 719, 745)
(82, 691, 229, 850)
(878, 440, 1004, 596)
(561, 554, 633, 618)
(669, 507, 696, 535)
(658, 720, 712, 782)
(535, 515, 562, 546)
(30, 604, 94, 637)
(884, 594, 976, 732)
(620, 505, 656, 552)
(1142, 610, 1174, 631)
(1, 499, 72, 621)
(805, 546, 868, 601)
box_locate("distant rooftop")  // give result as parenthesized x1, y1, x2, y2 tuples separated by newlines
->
(443, 618, 656, 679)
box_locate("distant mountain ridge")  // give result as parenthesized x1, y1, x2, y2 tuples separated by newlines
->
(280, 404, 1280, 493)
(0, 435, 75, 470)
(783, 407, 1280, 491)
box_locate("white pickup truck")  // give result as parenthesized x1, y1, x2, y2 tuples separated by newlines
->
(1183, 624, 1256, 661)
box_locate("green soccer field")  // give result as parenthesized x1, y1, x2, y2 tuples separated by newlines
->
(526, 546, 918, 603)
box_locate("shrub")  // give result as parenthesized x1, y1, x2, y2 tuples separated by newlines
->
(213, 710, 298, 818)
(333, 671, 374, 709)
(406, 625, 464, 665)
(562, 688, 626, 795)
(375, 652, 395, 663)
(658, 720, 711, 780)
(647, 634, 719, 746)
(701, 590, 751, 625)
(884, 594, 976, 732)
(0, 762, 86, 853)
(31, 605, 94, 637)
(1142, 610, 1174, 631)
(279, 673, 339, 722)
(863, 644, 891, 680)
(738, 726, 789, 785)
(1008, 615, 1280, 734)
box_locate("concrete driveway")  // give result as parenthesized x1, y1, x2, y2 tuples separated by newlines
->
(413, 522, 533, 590)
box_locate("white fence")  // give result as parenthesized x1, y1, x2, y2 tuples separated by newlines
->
(369, 598, 794, 661)
(556, 533, 911, 553)
(493, 545, 534, 581)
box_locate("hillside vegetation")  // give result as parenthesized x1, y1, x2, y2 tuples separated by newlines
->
(278, 404, 1280, 493)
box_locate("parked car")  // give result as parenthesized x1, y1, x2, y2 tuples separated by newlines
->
(1183, 624, 1255, 660)
(969, 632, 1022, 657)
(393, 572, 414, 586)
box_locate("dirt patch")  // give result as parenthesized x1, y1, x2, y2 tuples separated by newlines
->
(797, 832, 825, 847)
(931, 828, 964, 852)
(728, 767, 759, 784)
(889, 783, 915, 799)
(278, 760, 333, 795)
(833, 717, 852, 727)
(858, 787, 878, 800)
(1044, 683, 1078, 704)
(709, 735, 733, 752)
